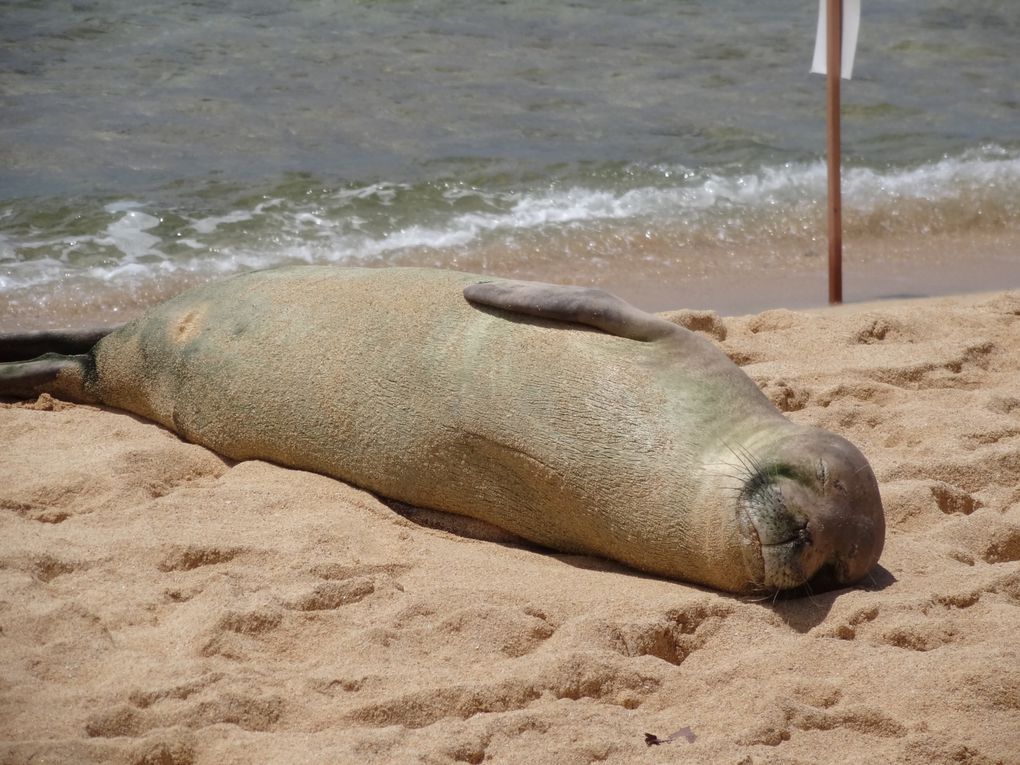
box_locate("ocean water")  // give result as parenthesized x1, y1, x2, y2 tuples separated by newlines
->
(1, 0, 1018, 327)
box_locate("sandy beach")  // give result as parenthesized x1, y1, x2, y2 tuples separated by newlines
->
(1, 288, 1018, 764)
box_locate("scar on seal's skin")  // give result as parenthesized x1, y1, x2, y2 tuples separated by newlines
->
(173, 308, 206, 343)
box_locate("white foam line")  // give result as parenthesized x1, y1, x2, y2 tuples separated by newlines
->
(190, 209, 255, 235)
(103, 200, 149, 214)
(2, 148, 1018, 297)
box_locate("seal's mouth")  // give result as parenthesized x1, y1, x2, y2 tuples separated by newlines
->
(737, 468, 822, 592)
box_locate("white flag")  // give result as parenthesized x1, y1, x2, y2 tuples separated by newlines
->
(811, 0, 861, 80)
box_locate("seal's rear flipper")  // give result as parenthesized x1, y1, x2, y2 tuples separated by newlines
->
(0, 326, 121, 363)
(0, 353, 97, 403)
(463, 280, 677, 342)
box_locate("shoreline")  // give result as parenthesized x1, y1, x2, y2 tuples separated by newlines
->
(4, 231, 1018, 331)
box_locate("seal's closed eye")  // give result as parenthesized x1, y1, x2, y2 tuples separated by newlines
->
(464, 279, 677, 342)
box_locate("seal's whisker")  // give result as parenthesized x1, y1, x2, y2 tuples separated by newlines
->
(709, 444, 761, 498)
(708, 463, 754, 499)
(853, 461, 874, 476)
(726, 439, 766, 477)
(721, 439, 763, 487)
(706, 458, 753, 482)
(732, 441, 762, 475)
(802, 580, 823, 607)
(741, 585, 774, 603)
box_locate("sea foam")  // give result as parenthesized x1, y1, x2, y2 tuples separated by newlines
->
(2, 148, 1017, 306)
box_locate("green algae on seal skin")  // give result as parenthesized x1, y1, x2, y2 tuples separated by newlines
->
(0, 266, 885, 594)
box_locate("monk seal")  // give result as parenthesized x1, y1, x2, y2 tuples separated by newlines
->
(0, 266, 884, 594)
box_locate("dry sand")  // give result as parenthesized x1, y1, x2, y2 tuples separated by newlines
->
(1, 290, 1018, 765)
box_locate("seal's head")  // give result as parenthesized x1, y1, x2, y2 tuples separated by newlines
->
(736, 427, 885, 593)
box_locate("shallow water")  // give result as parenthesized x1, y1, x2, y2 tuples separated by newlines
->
(2, 0, 1018, 327)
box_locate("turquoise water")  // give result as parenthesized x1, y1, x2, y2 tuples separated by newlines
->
(1, 0, 1018, 325)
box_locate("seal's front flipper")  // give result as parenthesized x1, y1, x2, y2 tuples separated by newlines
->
(0, 353, 97, 403)
(464, 279, 677, 342)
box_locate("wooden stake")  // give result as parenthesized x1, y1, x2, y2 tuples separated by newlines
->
(826, 0, 843, 304)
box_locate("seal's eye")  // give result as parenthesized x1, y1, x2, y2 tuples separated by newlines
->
(816, 460, 829, 485)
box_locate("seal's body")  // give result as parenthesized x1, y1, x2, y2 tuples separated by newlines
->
(0, 267, 884, 593)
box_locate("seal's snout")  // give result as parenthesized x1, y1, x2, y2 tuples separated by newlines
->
(740, 429, 885, 593)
